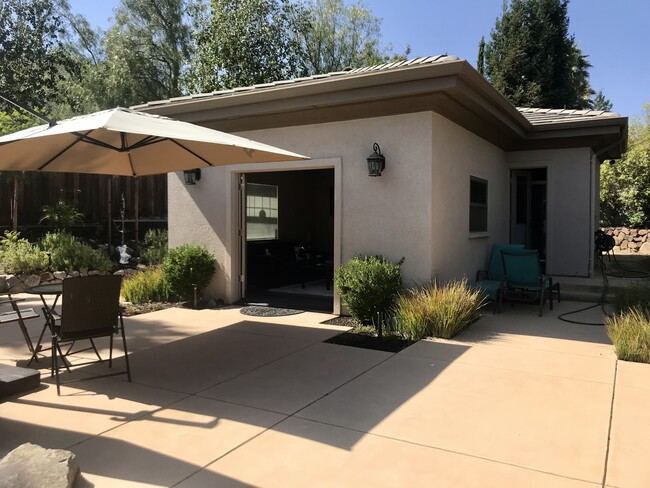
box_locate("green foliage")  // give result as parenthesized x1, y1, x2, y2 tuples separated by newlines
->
(296, 0, 393, 75)
(606, 308, 650, 363)
(0, 0, 79, 110)
(0, 234, 48, 274)
(483, 0, 594, 109)
(334, 255, 403, 324)
(121, 267, 170, 303)
(40, 232, 111, 272)
(392, 279, 485, 340)
(600, 105, 650, 227)
(39, 200, 84, 231)
(141, 229, 169, 265)
(592, 90, 613, 111)
(162, 244, 216, 300)
(186, 0, 306, 92)
(614, 281, 650, 314)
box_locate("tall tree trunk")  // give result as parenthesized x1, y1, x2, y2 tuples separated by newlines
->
(12, 178, 18, 231)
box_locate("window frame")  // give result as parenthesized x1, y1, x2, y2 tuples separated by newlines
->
(469, 176, 488, 234)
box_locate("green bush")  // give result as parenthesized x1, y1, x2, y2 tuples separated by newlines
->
(121, 267, 170, 304)
(40, 232, 112, 273)
(606, 308, 650, 363)
(0, 238, 48, 274)
(141, 229, 168, 265)
(615, 281, 650, 314)
(393, 279, 485, 340)
(334, 255, 403, 324)
(162, 244, 216, 300)
(39, 200, 84, 231)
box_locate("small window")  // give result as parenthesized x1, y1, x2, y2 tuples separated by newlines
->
(246, 183, 278, 241)
(469, 177, 488, 233)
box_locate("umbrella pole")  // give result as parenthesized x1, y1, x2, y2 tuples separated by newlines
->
(134, 178, 139, 253)
(107, 177, 112, 253)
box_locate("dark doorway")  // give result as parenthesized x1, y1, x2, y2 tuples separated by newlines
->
(510, 168, 547, 269)
(241, 168, 334, 313)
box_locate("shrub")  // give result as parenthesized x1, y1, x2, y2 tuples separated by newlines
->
(614, 281, 650, 314)
(162, 244, 216, 300)
(40, 232, 112, 273)
(0, 239, 48, 274)
(39, 200, 84, 231)
(334, 255, 403, 324)
(393, 279, 485, 340)
(141, 229, 168, 265)
(121, 267, 170, 304)
(606, 308, 650, 363)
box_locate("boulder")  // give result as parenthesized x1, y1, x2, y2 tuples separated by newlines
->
(0, 276, 8, 293)
(68, 271, 80, 278)
(0, 443, 79, 488)
(39, 272, 54, 283)
(87, 270, 99, 276)
(614, 234, 624, 246)
(641, 242, 650, 255)
(23, 275, 40, 288)
(620, 240, 629, 250)
(639, 229, 648, 236)
(124, 268, 138, 278)
(53, 271, 66, 281)
(5, 275, 20, 290)
(628, 242, 639, 250)
(113, 269, 125, 276)
(136, 264, 148, 272)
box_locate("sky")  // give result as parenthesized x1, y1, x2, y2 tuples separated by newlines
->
(69, 0, 650, 120)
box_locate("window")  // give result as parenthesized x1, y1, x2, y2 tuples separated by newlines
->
(469, 176, 488, 233)
(246, 183, 278, 240)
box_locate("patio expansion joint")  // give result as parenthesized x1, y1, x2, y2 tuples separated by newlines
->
(601, 359, 619, 488)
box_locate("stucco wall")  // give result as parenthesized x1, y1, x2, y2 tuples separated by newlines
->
(507, 147, 594, 276)
(429, 112, 509, 282)
(169, 112, 435, 300)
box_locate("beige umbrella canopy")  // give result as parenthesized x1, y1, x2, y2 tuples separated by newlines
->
(0, 107, 308, 176)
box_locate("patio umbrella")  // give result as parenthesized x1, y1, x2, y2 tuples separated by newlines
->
(0, 107, 308, 176)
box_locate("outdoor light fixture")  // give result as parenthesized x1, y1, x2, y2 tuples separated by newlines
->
(183, 168, 201, 185)
(366, 143, 385, 177)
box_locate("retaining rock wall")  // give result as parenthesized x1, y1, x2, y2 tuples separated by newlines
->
(601, 227, 650, 254)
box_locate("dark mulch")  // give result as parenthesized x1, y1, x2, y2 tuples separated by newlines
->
(240, 306, 304, 317)
(322, 315, 415, 353)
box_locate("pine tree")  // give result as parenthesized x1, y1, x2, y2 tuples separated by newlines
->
(482, 0, 594, 109)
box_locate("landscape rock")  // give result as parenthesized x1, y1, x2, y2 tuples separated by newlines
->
(136, 264, 148, 271)
(0, 442, 79, 488)
(5, 275, 20, 290)
(620, 240, 628, 250)
(68, 271, 80, 278)
(40, 272, 54, 283)
(641, 242, 650, 254)
(53, 271, 66, 281)
(87, 270, 99, 276)
(124, 268, 138, 278)
(113, 269, 125, 276)
(23, 275, 41, 288)
(0, 276, 8, 293)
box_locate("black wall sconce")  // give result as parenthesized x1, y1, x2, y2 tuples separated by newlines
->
(366, 143, 385, 177)
(183, 168, 201, 185)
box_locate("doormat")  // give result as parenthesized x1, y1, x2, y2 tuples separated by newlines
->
(240, 306, 304, 317)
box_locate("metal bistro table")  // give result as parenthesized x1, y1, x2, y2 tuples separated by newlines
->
(25, 283, 62, 366)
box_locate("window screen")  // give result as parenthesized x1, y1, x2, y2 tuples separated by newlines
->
(469, 177, 488, 233)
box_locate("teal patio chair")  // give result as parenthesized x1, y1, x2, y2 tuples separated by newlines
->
(501, 249, 560, 317)
(471, 243, 525, 313)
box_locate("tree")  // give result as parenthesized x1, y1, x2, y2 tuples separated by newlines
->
(477, 36, 486, 76)
(185, 0, 306, 92)
(92, 0, 194, 108)
(482, 0, 594, 109)
(600, 105, 650, 227)
(592, 90, 613, 111)
(0, 0, 78, 111)
(296, 0, 389, 75)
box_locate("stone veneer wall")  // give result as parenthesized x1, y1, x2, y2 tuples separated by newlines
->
(601, 227, 650, 254)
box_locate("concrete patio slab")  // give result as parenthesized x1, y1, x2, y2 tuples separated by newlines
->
(177, 416, 598, 488)
(298, 336, 613, 482)
(70, 395, 285, 488)
(0, 376, 185, 457)
(200, 343, 391, 414)
(605, 361, 650, 488)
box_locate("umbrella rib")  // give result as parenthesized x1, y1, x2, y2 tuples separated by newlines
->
(38, 135, 86, 171)
(71, 131, 120, 151)
(170, 140, 214, 167)
(129, 136, 166, 150)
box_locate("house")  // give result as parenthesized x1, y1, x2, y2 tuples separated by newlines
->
(135, 55, 628, 314)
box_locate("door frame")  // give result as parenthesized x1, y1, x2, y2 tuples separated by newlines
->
(225, 157, 342, 314)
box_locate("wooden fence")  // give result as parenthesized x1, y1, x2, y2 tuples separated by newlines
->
(0, 172, 167, 244)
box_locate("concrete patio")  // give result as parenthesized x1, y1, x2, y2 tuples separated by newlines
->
(1, 297, 649, 487)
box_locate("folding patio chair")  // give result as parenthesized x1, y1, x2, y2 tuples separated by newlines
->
(46, 275, 132, 395)
(0, 296, 39, 354)
(471, 243, 525, 313)
(501, 249, 561, 317)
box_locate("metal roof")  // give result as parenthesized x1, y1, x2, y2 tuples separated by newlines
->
(132, 55, 461, 109)
(517, 107, 623, 126)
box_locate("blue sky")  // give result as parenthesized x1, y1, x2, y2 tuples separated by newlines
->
(70, 0, 649, 120)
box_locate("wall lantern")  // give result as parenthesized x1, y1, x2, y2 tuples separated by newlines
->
(366, 143, 385, 177)
(183, 168, 201, 185)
